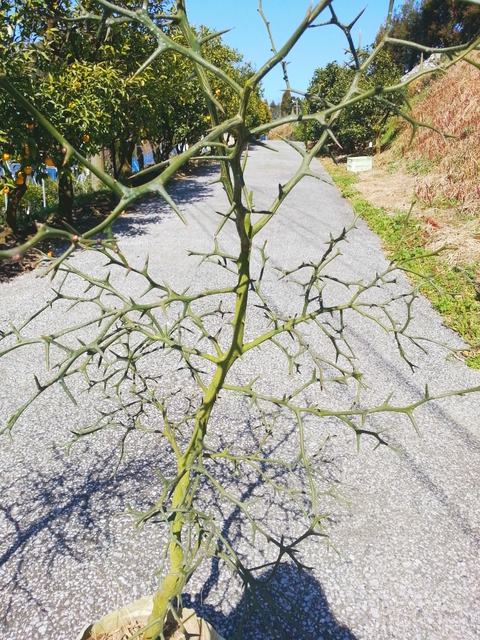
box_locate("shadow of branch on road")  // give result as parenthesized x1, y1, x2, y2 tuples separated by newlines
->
(179, 417, 355, 640)
(110, 163, 221, 240)
(349, 323, 480, 540)
(0, 395, 353, 639)
(0, 445, 165, 629)
(185, 561, 357, 640)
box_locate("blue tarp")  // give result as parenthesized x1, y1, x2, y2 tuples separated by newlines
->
(143, 152, 154, 166)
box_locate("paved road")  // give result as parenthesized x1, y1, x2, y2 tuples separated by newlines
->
(0, 141, 479, 639)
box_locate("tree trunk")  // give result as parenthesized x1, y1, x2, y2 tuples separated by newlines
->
(110, 142, 118, 179)
(136, 145, 145, 171)
(89, 152, 105, 190)
(5, 182, 27, 235)
(117, 140, 136, 182)
(57, 168, 74, 223)
(152, 143, 163, 164)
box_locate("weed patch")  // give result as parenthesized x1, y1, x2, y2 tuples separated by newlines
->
(393, 53, 480, 214)
(325, 161, 480, 369)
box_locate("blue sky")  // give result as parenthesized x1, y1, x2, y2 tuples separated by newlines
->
(184, 1, 402, 103)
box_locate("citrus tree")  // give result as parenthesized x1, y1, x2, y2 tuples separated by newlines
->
(1, 1, 479, 639)
(0, 0, 127, 225)
(306, 48, 403, 154)
(0, 0, 269, 225)
(137, 27, 270, 165)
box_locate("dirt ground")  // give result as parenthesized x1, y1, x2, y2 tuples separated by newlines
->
(324, 154, 480, 268)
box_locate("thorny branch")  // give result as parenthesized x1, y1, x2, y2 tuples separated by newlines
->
(1, 1, 480, 638)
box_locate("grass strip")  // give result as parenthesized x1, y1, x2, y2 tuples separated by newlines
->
(327, 163, 480, 370)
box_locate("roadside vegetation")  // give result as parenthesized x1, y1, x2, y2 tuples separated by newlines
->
(324, 160, 480, 369)
(304, 1, 480, 370)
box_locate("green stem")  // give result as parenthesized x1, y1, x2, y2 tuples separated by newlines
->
(144, 206, 252, 640)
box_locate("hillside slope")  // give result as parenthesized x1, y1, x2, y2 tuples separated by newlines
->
(355, 55, 480, 266)
(397, 55, 480, 215)
(322, 56, 480, 368)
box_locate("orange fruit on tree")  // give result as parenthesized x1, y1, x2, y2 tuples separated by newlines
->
(2, 186, 10, 194)
(2, 152, 10, 161)
(45, 157, 55, 166)
(24, 166, 33, 175)
(82, 134, 90, 142)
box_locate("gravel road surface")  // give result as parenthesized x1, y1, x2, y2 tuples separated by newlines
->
(0, 141, 479, 639)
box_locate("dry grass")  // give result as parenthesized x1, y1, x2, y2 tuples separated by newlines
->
(353, 161, 480, 266)
(395, 52, 480, 216)
(354, 165, 417, 211)
(345, 55, 480, 266)
(267, 122, 293, 140)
